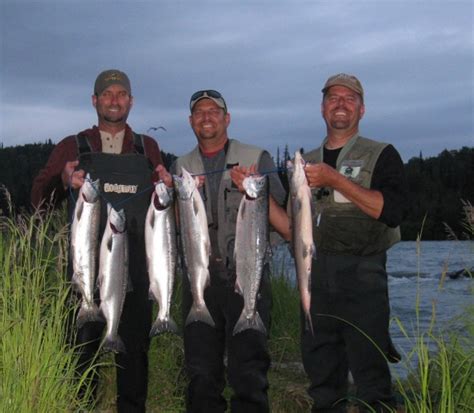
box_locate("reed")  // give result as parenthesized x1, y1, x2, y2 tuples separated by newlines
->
(2, 202, 472, 412)
(0, 204, 94, 412)
(390, 211, 474, 412)
(392, 297, 474, 412)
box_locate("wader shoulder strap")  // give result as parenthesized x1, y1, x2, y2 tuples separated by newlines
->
(75, 133, 93, 155)
(133, 132, 146, 156)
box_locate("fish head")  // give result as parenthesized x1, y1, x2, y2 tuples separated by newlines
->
(107, 206, 127, 233)
(80, 174, 100, 203)
(243, 175, 267, 199)
(173, 168, 197, 200)
(154, 181, 174, 209)
(290, 150, 307, 187)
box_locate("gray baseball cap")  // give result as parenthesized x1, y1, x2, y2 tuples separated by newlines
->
(322, 73, 364, 98)
(189, 90, 227, 113)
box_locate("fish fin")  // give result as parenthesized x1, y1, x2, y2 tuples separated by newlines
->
(239, 201, 247, 216)
(101, 334, 126, 354)
(185, 303, 215, 328)
(76, 303, 102, 329)
(106, 236, 113, 252)
(232, 310, 267, 336)
(149, 208, 155, 228)
(149, 317, 179, 337)
(75, 201, 84, 220)
(71, 272, 82, 292)
(96, 272, 103, 289)
(294, 198, 302, 214)
(192, 197, 200, 217)
(234, 279, 243, 296)
(303, 244, 315, 258)
(304, 312, 315, 337)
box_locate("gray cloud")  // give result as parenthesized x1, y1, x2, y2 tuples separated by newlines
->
(1, 0, 472, 161)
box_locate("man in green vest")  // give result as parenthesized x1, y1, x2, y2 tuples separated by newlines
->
(172, 90, 290, 413)
(31, 69, 168, 412)
(300, 74, 407, 412)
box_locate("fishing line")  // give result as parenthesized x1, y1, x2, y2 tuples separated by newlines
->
(68, 174, 155, 211)
(68, 165, 290, 209)
(191, 165, 290, 177)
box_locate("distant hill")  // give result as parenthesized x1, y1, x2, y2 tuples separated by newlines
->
(0, 142, 472, 240)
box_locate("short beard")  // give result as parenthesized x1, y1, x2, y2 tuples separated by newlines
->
(329, 120, 350, 129)
(103, 115, 126, 123)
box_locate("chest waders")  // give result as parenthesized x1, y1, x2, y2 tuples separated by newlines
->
(301, 135, 398, 411)
(69, 133, 154, 350)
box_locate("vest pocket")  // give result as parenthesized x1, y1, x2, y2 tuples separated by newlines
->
(223, 187, 242, 224)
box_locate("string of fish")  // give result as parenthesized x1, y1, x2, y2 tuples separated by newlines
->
(67, 165, 291, 208)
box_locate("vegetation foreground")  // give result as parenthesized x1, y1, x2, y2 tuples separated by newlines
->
(0, 206, 472, 412)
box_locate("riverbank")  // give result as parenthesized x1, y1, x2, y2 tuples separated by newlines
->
(1, 209, 472, 412)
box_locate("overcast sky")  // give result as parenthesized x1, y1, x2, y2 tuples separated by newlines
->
(1, 0, 473, 162)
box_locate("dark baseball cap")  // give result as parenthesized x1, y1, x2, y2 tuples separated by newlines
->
(322, 73, 364, 98)
(94, 69, 131, 96)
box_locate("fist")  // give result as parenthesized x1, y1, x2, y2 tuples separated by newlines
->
(61, 160, 85, 190)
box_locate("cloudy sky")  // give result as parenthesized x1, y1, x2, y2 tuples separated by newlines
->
(1, 0, 472, 162)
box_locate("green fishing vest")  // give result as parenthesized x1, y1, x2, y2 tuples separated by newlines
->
(175, 139, 263, 264)
(303, 135, 400, 256)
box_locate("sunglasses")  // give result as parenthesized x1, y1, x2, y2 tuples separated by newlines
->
(190, 90, 227, 112)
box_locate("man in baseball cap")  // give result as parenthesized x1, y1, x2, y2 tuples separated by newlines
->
(297, 72, 406, 412)
(94, 69, 131, 96)
(31, 69, 168, 412)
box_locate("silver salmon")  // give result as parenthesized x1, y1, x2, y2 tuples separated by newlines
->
(70, 174, 101, 328)
(288, 150, 315, 334)
(233, 175, 269, 336)
(98, 205, 129, 353)
(145, 181, 178, 337)
(173, 168, 215, 327)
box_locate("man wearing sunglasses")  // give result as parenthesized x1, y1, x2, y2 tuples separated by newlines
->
(299, 74, 407, 413)
(172, 90, 290, 413)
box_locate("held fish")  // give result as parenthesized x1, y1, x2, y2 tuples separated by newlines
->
(173, 168, 215, 327)
(288, 150, 315, 334)
(233, 175, 269, 336)
(98, 205, 129, 353)
(70, 174, 102, 328)
(145, 182, 178, 337)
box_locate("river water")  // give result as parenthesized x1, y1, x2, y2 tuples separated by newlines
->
(271, 240, 474, 378)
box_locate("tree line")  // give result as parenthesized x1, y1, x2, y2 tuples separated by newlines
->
(0, 142, 472, 241)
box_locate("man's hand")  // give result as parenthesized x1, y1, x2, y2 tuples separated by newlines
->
(304, 162, 339, 189)
(155, 164, 173, 187)
(61, 160, 85, 190)
(230, 164, 257, 193)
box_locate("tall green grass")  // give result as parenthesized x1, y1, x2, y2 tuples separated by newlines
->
(0, 204, 95, 412)
(390, 214, 474, 413)
(1, 201, 472, 412)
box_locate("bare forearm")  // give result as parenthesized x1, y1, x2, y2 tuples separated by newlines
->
(305, 162, 383, 220)
(269, 195, 291, 241)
